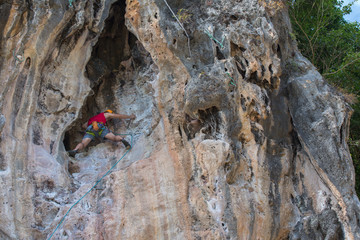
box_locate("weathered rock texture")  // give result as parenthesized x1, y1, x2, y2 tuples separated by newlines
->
(0, 0, 359, 239)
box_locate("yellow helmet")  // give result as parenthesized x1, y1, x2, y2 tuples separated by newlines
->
(104, 109, 113, 113)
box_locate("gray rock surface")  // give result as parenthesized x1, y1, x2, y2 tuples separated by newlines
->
(0, 0, 359, 239)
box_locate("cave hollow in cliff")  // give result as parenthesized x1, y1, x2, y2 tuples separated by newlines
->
(63, 0, 141, 151)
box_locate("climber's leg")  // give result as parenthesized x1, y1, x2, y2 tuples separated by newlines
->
(104, 132, 123, 142)
(67, 130, 94, 157)
(104, 133, 131, 149)
(75, 138, 92, 151)
(67, 138, 92, 157)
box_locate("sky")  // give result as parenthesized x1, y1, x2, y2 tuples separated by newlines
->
(343, 0, 360, 22)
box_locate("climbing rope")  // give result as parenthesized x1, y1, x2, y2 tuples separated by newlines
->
(162, 0, 192, 58)
(226, 72, 236, 86)
(204, 30, 225, 49)
(47, 133, 133, 240)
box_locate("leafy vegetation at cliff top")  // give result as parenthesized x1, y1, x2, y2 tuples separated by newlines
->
(288, 0, 360, 195)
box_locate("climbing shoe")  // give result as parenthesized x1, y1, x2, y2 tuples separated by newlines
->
(67, 149, 78, 157)
(121, 139, 131, 149)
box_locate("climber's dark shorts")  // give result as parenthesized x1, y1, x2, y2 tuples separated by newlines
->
(83, 124, 110, 140)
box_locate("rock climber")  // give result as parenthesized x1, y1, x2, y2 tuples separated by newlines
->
(67, 109, 136, 157)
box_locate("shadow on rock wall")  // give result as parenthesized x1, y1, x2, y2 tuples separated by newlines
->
(63, 0, 156, 152)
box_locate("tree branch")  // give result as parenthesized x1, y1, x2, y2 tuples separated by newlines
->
(293, 15, 316, 62)
(323, 57, 360, 76)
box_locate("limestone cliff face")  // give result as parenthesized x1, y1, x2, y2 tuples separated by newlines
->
(0, 0, 359, 239)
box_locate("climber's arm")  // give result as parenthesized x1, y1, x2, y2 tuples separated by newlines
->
(105, 113, 136, 120)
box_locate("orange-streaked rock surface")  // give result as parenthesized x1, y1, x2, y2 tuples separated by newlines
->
(0, 0, 359, 239)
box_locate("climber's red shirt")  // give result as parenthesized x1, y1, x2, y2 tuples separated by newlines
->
(88, 113, 107, 126)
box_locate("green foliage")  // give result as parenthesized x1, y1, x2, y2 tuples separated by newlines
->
(325, 52, 360, 95)
(290, 32, 297, 41)
(288, 0, 360, 196)
(175, 8, 192, 24)
(288, 0, 360, 74)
